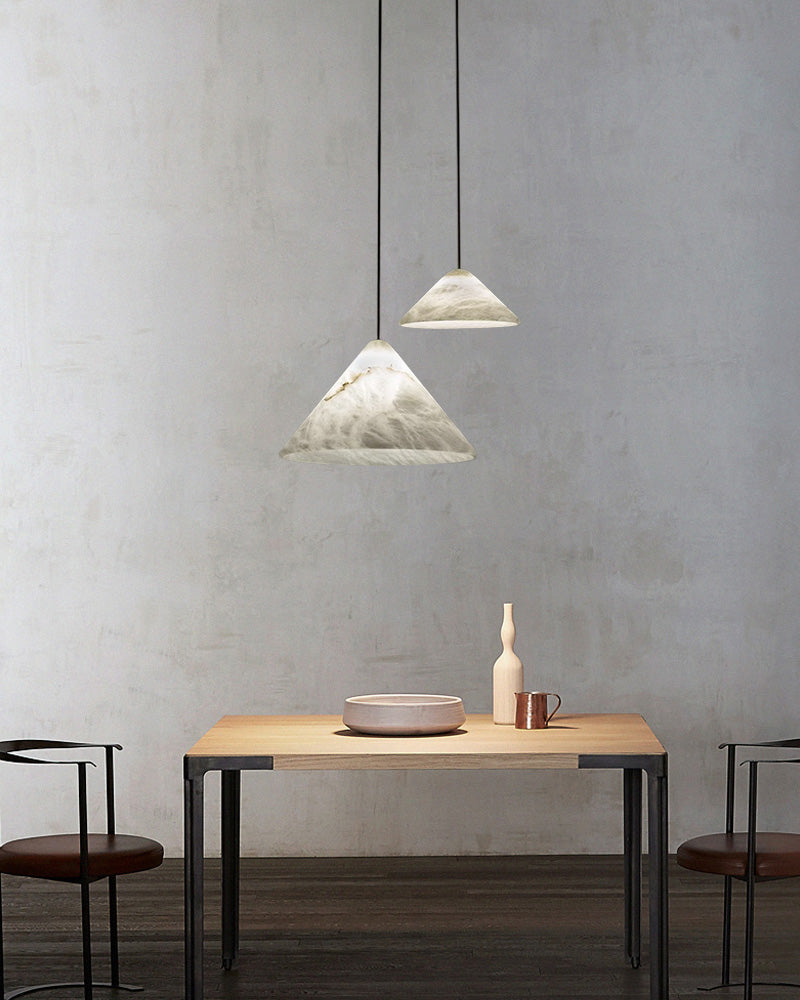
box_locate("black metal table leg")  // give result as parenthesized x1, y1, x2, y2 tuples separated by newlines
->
(221, 770, 241, 971)
(623, 768, 642, 969)
(647, 758, 669, 1000)
(0, 872, 5, 996)
(184, 760, 205, 1000)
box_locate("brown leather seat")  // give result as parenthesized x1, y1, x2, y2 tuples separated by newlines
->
(0, 833, 164, 882)
(677, 831, 800, 880)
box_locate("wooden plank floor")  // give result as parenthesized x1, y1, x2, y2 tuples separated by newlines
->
(2, 856, 799, 999)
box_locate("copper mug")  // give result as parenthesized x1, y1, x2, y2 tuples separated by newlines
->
(515, 691, 562, 730)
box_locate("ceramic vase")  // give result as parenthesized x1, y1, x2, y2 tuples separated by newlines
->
(493, 603, 524, 724)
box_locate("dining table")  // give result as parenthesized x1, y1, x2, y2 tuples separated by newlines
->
(184, 712, 668, 999)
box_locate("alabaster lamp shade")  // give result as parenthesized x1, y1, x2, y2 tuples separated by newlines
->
(280, 339, 476, 465)
(400, 268, 519, 329)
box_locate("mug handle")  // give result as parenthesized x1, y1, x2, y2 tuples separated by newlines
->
(546, 693, 562, 724)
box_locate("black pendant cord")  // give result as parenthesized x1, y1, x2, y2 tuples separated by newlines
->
(455, 0, 461, 270)
(376, 0, 382, 340)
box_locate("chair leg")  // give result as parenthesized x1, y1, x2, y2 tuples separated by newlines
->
(80, 880, 93, 1000)
(108, 877, 119, 988)
(721, 874, 732, 986)
(743, 870, 755, 1000)
(1, 874, 143, 1000)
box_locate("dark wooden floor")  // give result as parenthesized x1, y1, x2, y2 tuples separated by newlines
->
(2, 856, 799, 999)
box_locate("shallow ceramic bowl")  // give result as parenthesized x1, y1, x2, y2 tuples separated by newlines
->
(342, 694, 466, 736)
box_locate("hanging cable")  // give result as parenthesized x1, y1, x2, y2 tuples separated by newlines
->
(455, 0, 461, 270)
(376, 0, 382, 339)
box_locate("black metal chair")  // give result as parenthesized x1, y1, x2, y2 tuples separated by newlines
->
(676, 738, 800, 1000)
(0, 740, 164, 1000)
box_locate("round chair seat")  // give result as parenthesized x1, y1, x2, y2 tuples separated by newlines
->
(0, 833, 164, 882)
(677, 832, 800, 880)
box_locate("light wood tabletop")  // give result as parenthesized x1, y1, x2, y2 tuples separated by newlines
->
(185, 713, 666, 770)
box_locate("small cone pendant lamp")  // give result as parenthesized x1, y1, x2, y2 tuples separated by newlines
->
(280, 0, 475, 466)
(401, 268, 518, 328)
(400, 0, 518, 330)
(279, 339, 475, 465)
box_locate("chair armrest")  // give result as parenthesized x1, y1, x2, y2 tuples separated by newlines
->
(741, 757, 800, 766)
(0, 741, 122, 766)
(720, 738, 800, 751)
(0, 751, 99, 767)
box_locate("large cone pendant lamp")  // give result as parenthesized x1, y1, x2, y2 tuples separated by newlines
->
(279, 339, 475, 465)
(400, 0, 518, 330)
(280, 0, 475, 466)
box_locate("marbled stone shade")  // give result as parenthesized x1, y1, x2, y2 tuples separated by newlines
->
(280, 339, 476, 465)
(400, 268, 519, 328)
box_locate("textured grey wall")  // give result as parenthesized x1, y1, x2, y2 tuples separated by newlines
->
(1, 1, 798, 856)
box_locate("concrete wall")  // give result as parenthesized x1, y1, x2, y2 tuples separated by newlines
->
(1, 1, 798, 856)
